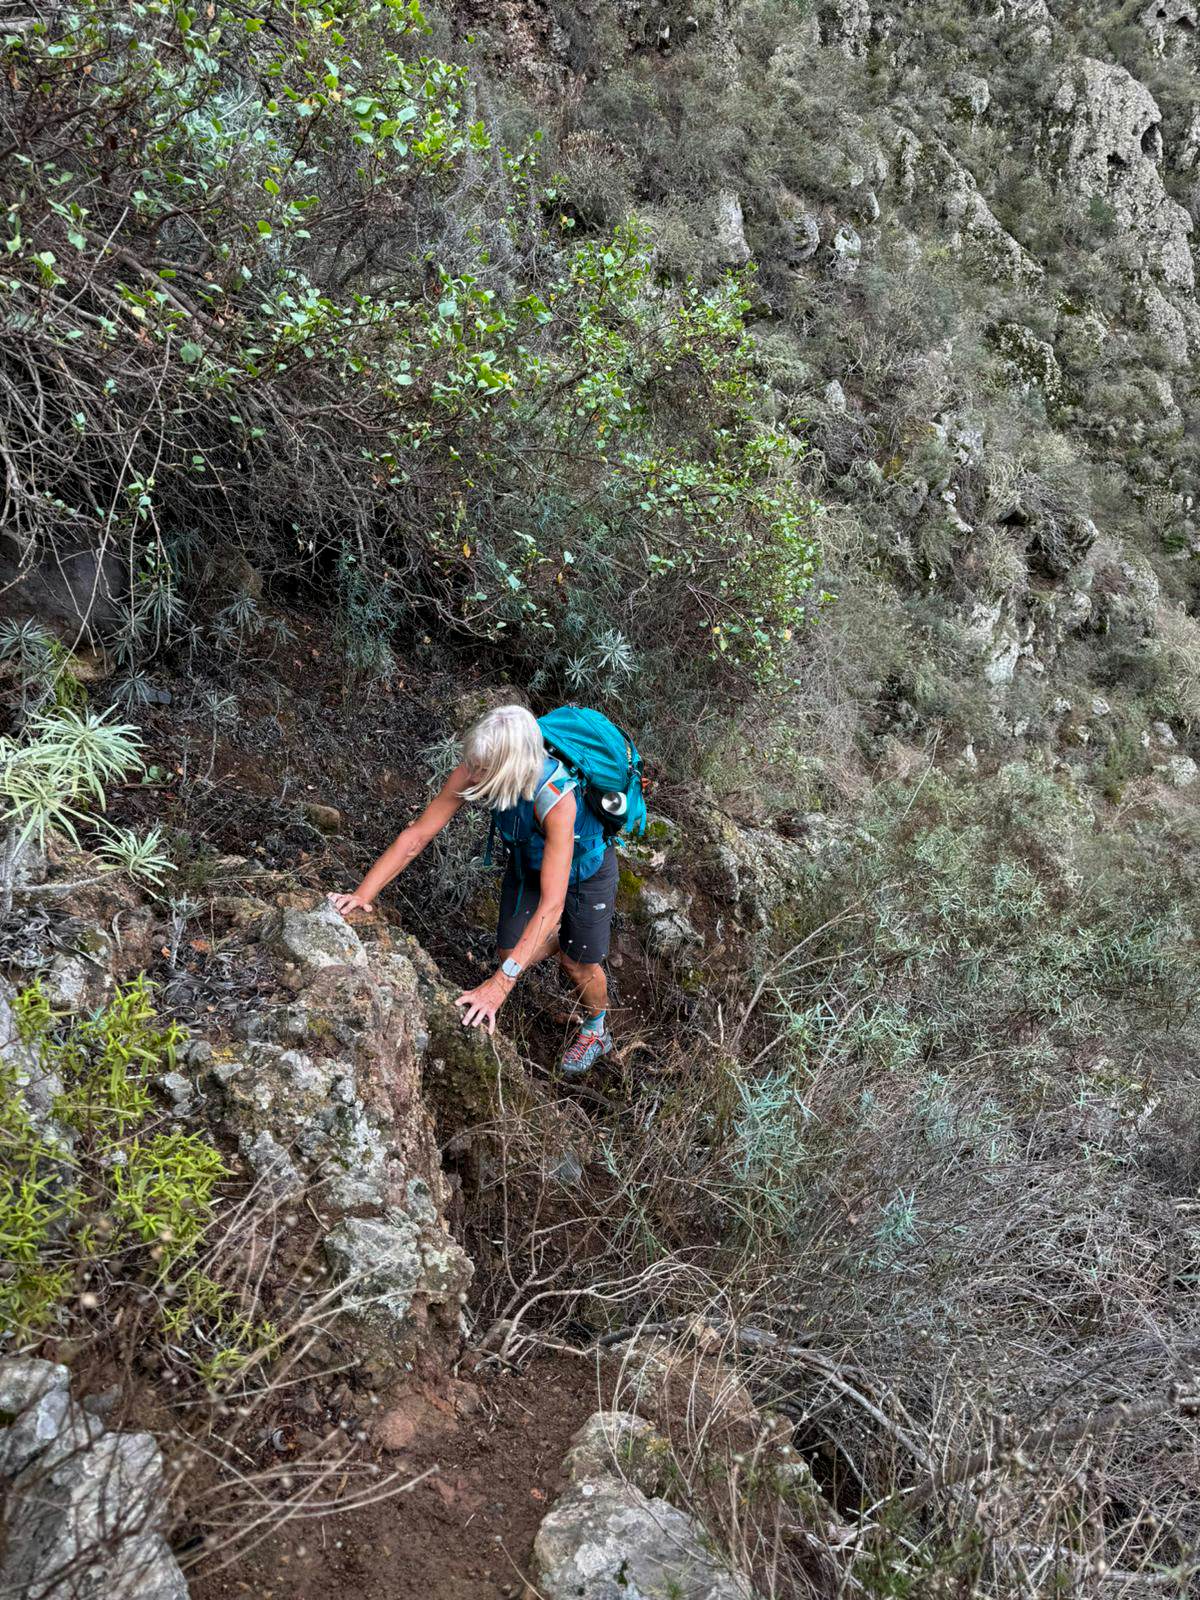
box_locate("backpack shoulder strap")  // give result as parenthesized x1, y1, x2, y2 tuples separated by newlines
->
(533, 759, 576, 828)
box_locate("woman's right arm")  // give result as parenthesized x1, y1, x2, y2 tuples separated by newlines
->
(329, 761, 472, 916)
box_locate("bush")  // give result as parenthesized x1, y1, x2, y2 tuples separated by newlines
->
(1, 0, 823, 726)
(1, 977, 266, 1374)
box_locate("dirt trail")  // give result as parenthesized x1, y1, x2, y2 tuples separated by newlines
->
(190, 1350, 600, 1600)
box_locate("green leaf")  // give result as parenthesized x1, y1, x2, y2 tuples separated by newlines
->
(179, 341, 203, 364)
(263, 177, 279, 195)
(256, 219, 272, 236)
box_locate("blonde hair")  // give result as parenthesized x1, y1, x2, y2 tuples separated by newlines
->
(458, 704, 545, 811)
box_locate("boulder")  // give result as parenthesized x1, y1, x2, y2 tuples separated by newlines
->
(302, 801, 342, 833)
(323, 1213, 472, 1347)
(637, 885, 703, 958)
(1, 1428, 186, 1600)
(264, 900, 369, 975)
(564, 1411, 671, 1496)
(781, 206, 820, 265)
(532, 1478, 749, 1600)
(1156, 753, 1199, 787)
(0, 1360, 71, 1477)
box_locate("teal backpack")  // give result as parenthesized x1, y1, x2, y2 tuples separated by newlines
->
(483, 706, 648, 878)
(538, 705, 648, 842)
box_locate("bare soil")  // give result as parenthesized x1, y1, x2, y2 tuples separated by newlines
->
(189, 1350, 602, 1600)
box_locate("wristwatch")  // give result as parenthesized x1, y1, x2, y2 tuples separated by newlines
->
(500, 957, 523, 981)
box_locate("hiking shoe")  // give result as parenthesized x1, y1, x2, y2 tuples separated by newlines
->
(559, 1026, 613, 1080)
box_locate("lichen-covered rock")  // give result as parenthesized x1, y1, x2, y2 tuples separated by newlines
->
(1, 980, 71, 1151)
(818, 0, 871, 57)
(1139, 0, 1198, 57)
(240, 1127, 305, 1201)
(892, 129, 1041, 286)
(637, 885, 702, 958)
(963, 597, 1027, 687)
(265, 900, 370, 974)
(1156, 753, 1199, 787)
(778, 196, 820, 265)
(683, 806, 810, 924)
(1, 1428, 187, 1600)
(828, 221, 861, 279)
(564, 1411, 671, 1496)
(949, 73, 990, 118)
(0, 1359, 71, 1477)
(710, 191, 750, 267)
(990, 323, 1064, 407)
(1045, 59, 1196, 334)
(533, 1478, 749, 1600)
(323, 1213, 472, 1347)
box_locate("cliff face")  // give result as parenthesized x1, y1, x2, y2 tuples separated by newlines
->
(482, 0, 1200, 781)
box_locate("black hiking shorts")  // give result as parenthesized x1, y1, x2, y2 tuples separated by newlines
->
(496, 845, 618, 964)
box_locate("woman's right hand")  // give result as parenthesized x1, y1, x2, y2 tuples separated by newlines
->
(328, 889, 374, 918)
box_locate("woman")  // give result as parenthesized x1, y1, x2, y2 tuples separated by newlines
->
(329, 705, 617, 1078)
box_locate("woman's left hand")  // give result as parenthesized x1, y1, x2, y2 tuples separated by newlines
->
(454, 975, 510, 1035)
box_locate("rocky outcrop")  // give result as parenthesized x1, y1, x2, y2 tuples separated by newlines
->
(710, 191, 751, 267)
(893, 128, 1043, 287)
(209, 896, 475, 1351)
(533, 1476, 750, 1600)
(0, 1358, 187, 1600)
(818, 0, 871, 57)
(1139, 0, 1199, 57)
(1044, 59, 1199, 356)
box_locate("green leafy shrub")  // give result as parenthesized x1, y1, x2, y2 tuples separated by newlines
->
(1, 976, 260, 1372)
(1, 0, 823, 724)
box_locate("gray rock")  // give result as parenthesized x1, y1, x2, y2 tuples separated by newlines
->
(0, 1359, 72, 1477)
(158, 1071, 196, 1115)
(0, 1357, 68, 1418)
(818, 0, 871, 57)
(828, 222, 861, 279)
(0, 1382, 73, 1476)
(781, 207, 820, 264)
(240, 1128, 305, 1202)
(950, 73, 990, 118)
(1157, 754, 1199, 787)
(1045, 60, 1197, 357)
(324, 1214, 472, 1343)
(638, 885, 702, 958)
(266, 901, 369, 975)
(41, 953, 92, 1010)
(822, 378, 847, 413)
(564, 1411, 668, 1496)
(533, 1478, 748, 1599)
(711, 191, 750, 267)
(1, 1429, 187, 1600)
(1139, 0, 1198, 61)
(1, 983, 66, 1137)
